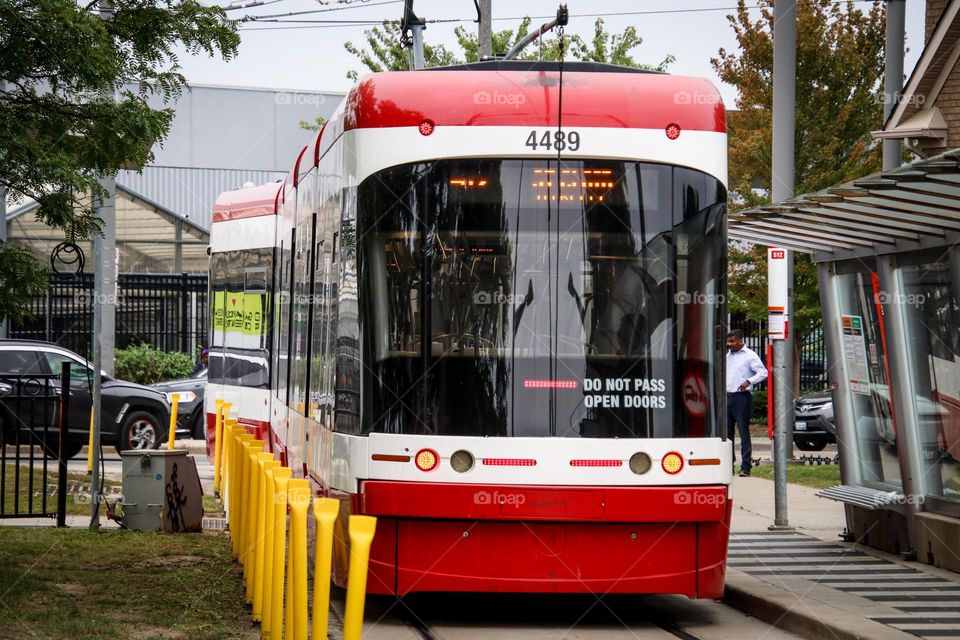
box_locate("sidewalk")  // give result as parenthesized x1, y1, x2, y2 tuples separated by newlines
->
(726, 476, 960, 639)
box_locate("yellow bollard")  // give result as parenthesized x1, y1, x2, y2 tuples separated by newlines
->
(229, 430, 252, 558)
(212, 399, 224, 493)
(342, 515, 378, 640)
(286, 479, 311, 640)
(222, 420, 239, 517)
(86, 408, 94, 473)
(243, 440, 265, 596)
(260, 464, 284, 639)
(216, 402, 232, 493)
(220, 422, 232, 516)
(269, 471, 292, 640)
(226, 423, 241, 517)
(238, 436, 261, 564)
(166, 393, 180, 451)
(251, 452, 276, 622)
(311, 498, 340, 640)
(223, 409, 235, 478)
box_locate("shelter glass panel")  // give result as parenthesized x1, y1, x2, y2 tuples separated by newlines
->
(898, 250, 960, 506)
(834, 269, 901, 489)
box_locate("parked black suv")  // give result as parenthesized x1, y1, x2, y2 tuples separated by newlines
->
(0, 340, 170, 458)
(152, 369, 206, 439)
(794, 389, 837, 451)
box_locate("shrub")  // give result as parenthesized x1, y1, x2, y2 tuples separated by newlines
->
(751, 389, 768, 423)
(114, 344, 195, 385)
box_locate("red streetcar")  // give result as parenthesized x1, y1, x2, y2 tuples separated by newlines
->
(207, 60, 731, 598)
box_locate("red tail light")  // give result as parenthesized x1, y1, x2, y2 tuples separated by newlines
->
(570, 459, 623, 467)
(481, 458, 537, 467)
(523, 379, 577, 389)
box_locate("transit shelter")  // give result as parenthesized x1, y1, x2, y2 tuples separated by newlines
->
(729, 149, 960, 570)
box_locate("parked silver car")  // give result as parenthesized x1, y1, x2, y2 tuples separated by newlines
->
(794, 390, 836, 451)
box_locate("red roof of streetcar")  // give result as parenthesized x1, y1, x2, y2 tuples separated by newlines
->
(211, 181, 282, 222)
(342, 67, 725, 133)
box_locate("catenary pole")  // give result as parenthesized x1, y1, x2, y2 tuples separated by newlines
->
(91, 0, 118, 529)
(0, 182, 6, 340)
(478, 0, 492, 59)
(0, 79, 6, 340)
(769, 0, 796, 530)
(883, 0, 905, 171)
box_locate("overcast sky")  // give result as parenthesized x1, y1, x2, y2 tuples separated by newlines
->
(179, 0, 927, 106)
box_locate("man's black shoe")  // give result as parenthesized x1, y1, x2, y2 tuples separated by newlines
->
(738, 470, 751, 477)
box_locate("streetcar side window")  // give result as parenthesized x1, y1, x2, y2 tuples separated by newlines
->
(208, 246, 274, 390)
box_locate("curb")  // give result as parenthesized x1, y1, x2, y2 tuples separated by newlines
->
(723, 569, 918, 640)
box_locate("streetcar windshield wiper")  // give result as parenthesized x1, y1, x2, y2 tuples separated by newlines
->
(566, 271, 584, 320)
(511, 279, 535, 336)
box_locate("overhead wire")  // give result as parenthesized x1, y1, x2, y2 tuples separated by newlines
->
(237, 0, 401, 22)
(237, 0, 881, 29)
(222, 0, 376, 10)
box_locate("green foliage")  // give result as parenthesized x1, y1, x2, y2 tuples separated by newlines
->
(728, 244, 822, 344)
(713, 0, 886, 346)
(751, 389, 768, 422)
(0, 0, 240, 321)
(345, 17, 672, 78)
(114, 343, 194, 385)
(0, 242, 48, 324)
(344, 22, 459, 80)
(713, 0, 885, 199)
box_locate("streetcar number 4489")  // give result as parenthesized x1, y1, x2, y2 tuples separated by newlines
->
(525, 129, 581, 152)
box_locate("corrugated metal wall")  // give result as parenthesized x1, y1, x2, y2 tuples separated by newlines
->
(118, 167, 284, 231)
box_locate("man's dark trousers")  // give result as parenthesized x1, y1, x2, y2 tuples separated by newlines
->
(727, 390, 753, 473)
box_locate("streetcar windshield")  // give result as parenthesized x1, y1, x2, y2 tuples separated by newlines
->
(357, 159, 725, 438)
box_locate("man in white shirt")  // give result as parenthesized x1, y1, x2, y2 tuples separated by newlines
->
(726, 329, 768, 477)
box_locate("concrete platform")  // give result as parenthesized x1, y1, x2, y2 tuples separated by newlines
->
(726, 475, 960, 640)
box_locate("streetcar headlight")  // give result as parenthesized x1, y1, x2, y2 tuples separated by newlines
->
(661, 452, 684, 474)
(629, 452, 652, 475)
(414, 448, 439, 472)
(450, 450, 474, 473)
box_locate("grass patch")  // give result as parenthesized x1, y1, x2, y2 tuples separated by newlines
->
(202, 493, 223, 516)
(3, 464, 121, 516)
(0, 528, 255, 639)
(749, 464, 842, 489)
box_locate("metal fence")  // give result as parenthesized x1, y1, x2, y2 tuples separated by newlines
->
(0, 369, 69, 522)
(11, 273, 208, 359)
(727, 314, 827, 393)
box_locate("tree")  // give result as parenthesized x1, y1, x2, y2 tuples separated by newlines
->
(345, 17, 672, 78)
(344, 22, 459, 80)
(713, 0, 886, 377)
(0, 0, 239, 320)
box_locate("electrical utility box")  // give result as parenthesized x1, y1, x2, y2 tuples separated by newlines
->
(121, 450, 204, 532)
